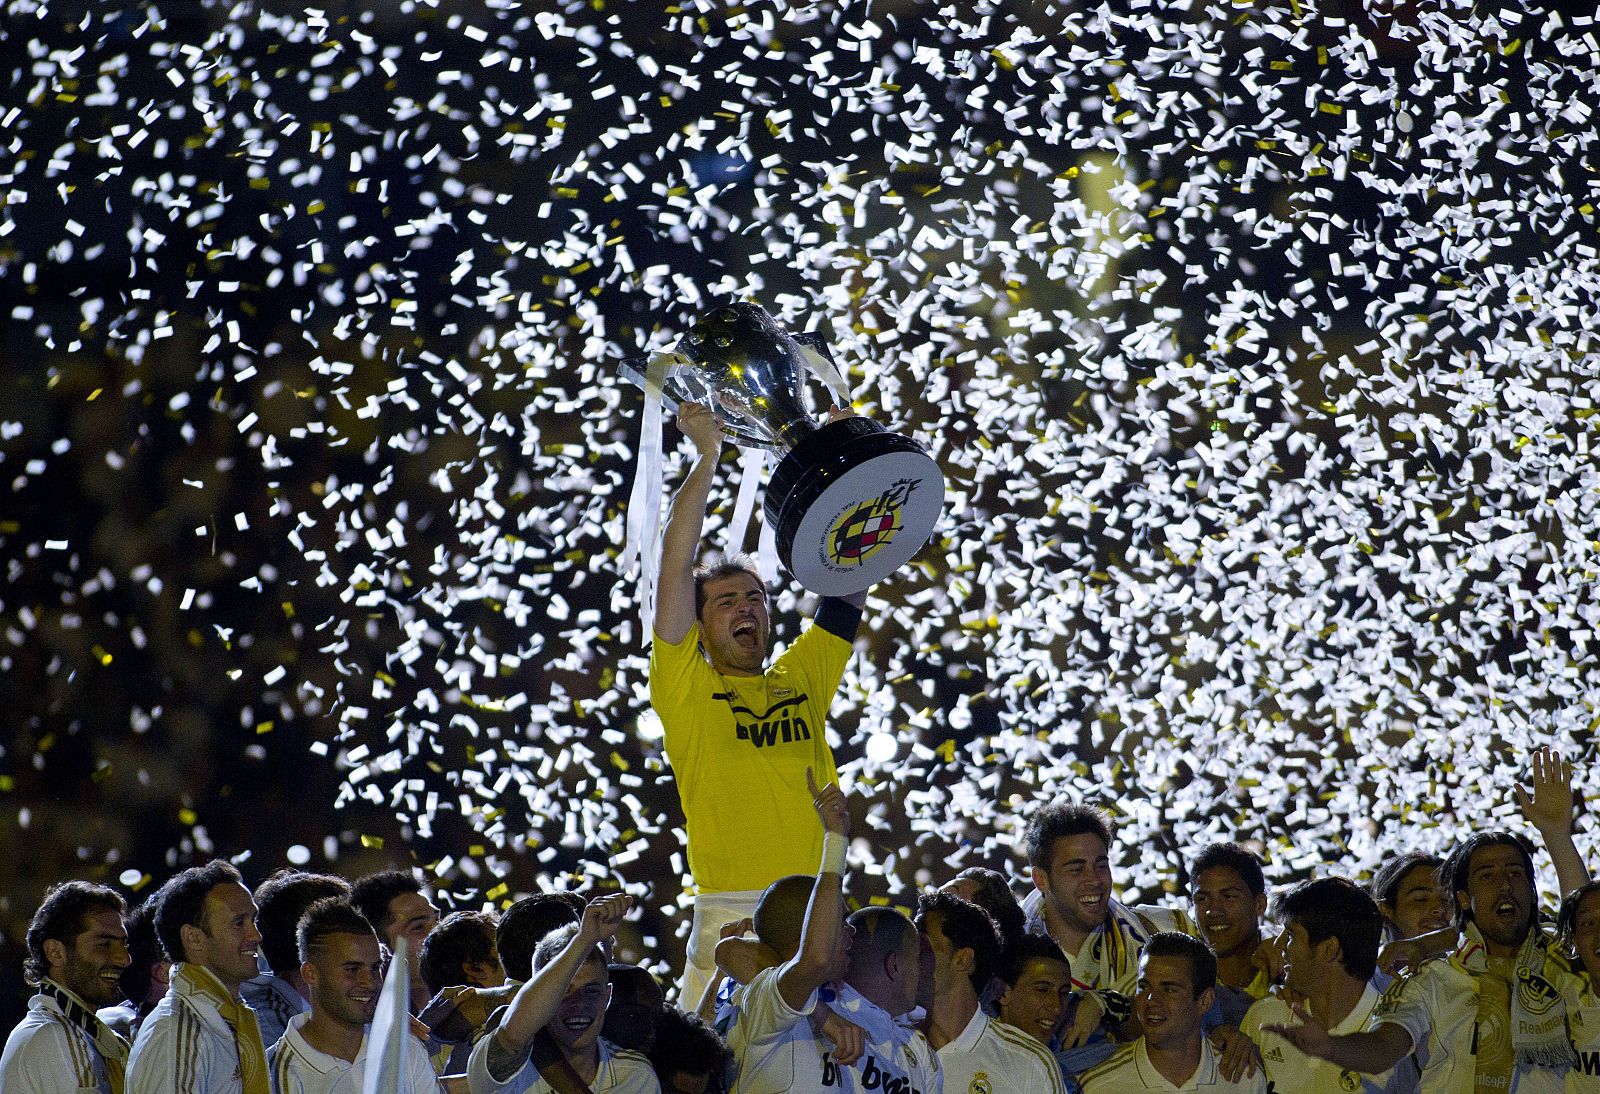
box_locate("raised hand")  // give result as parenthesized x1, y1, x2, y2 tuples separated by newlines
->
(1262, 1000, 1334, 1061)
(1514, 745, 1576, 834)
(579, 893, 633, 946)
(676, 401, 724, 458)
(808, 766, 850, 838)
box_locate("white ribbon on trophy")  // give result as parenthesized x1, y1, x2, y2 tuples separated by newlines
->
(621, 349, 678, 642)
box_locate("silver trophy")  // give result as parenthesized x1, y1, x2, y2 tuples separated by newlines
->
(630, 302, 944, 597)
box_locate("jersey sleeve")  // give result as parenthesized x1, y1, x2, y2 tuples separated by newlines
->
(466, 1031, 537, 1094)
(738, 965, 817, 1045)
(128, 1012, 211, 1094)
(406, 1033, 445, 1094)
(775, 620, 854, 714)
(1, 1022, 95, 1093)
(1367, 971, 1426, 1059)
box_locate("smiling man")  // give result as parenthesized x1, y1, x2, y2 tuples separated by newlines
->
(266, 897, 437, 1093)
(1187, 844, 1270, 1027)
(469, 893, 658, 1094)
(917, 891, 1065, 1094)
(1020, 800, 1195, 1043)
(651, 400, 867, 1005)
(127, 861, 270, 1093)
(350, 869, 441, 1017)
(1077, 933, 1265, 1094)
(1265, 830, 1582, 1093)
(1, 881, 130, 1094)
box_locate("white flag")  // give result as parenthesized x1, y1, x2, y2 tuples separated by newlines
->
(362, 936, 411, 1094)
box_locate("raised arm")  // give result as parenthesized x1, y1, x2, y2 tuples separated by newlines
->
(1515, 745, 1589, 896)
(485, 894, 631, 1078)
(655, 402, 723, 645)
(1263, 1003, 1415, 1075)
(775, 767, 851, 1012)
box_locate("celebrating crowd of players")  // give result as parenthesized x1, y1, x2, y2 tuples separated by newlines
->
(4, 751, 1599, 1094)
(7, 402, 1600, 1093)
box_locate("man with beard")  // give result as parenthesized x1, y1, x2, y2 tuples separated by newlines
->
(469, 893, 657, 1094)
(128, 861, 270, 1093)
(1, 882, 131, 1093)
(266, 897, 437, 1092)
(1020, 800, 1194, 1043)
(1240, 878, 1393, 1093)
(651, 400, 867, 1005)
(1265, 830, 1582, 1093)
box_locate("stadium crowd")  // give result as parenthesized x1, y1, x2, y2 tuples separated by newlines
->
(2, 744, 1597, 1094)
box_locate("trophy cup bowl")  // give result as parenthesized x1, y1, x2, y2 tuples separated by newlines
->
(673, 302, 944, 597)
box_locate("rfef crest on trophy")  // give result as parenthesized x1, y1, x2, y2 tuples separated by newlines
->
(634, 302, 945, 597)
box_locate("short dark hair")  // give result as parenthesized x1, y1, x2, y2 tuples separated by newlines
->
(1278, 877, 1382, 981)
(498, 893, 583, 982)
(1189, 843, 1266, 898)
(1370, 852, 1443, 909)
(1023, 799, 1113, 872)
(533, 922, 607, 975)
(752, 874, 814, 957)
(1444, 831, 1537, 928)
(692, 554, 762, 619)
(349, 870, 423, 939)
(420, 911, 500, 991)
(846, 907, 916, 972)
(298, 898, 378, 964)
(119, 894, 166, 1004)
(604, 963, 666, 1052)
(1369, 857, 1446, 908)
(153, 861, 245, 965)
(647, 1006, 729, 1085)
(948, 867, 1026, 949)
(1557, 882, 1600, 949)
(1141, 931, 1216, 997)
(24, 882, 126, 986)
(996, 932, 1071, 988)
(915, 891, 1002, 996)
(254, 870, 350, 977)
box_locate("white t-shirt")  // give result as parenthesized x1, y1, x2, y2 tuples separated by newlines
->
(723, 966, 942, 1093)
(936, 1007, 1064, 1094)
(0, 988, 123, 1093)
(1076, 1038, 1267, 1093)
(1241, 984, 1391, 1094)
(265, 1011, 439, 1094)
(466, 1034, 658, 1094)
(1371, 953, 1577, 1094)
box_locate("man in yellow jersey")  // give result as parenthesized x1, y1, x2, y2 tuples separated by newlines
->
(651, 400, 867, 1006)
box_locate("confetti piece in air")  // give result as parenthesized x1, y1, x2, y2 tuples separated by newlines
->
(1, 0, 1598, 933)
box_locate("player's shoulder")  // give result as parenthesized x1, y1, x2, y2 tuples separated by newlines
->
(1241, 990, 1292, 1030)
(610, 1044, 663, 1090)
(1074, 1041, 1136, 1090)
(984, 1017, 1058, 1068)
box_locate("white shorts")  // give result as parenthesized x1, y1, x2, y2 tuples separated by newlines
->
(675, 888, 763, 1008)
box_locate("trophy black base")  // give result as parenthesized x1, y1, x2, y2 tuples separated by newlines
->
(764, 418, 945, 597)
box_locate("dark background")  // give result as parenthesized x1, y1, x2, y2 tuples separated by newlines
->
(4, 0, 1599, 1033)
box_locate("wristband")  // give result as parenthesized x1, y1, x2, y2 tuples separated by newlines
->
(821, 831, 848, 875)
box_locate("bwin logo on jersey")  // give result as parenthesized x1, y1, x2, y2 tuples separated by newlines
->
(821, 1052, 922, 1094)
